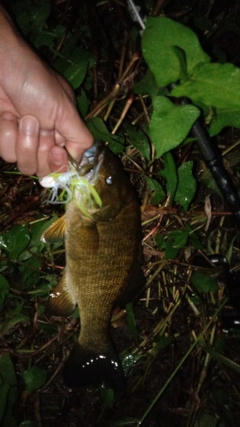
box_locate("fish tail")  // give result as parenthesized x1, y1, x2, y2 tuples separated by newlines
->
(63, 342, 126, 391)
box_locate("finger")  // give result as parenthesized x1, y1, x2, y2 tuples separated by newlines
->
(64, 124, 94, 163)
(55, 110, 93, 163)
(36, 130, 55, 177)
(16, 115, 39, 175)
(0, 112, 18, 162)
(48, 145, 68, 174)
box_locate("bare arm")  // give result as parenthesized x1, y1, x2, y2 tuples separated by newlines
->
(0, 5, 93, 176)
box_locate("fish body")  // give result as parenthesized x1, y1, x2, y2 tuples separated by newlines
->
(42, 141, 143, 389)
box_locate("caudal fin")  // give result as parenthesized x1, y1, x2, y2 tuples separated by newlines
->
(63, 342, 126, 391)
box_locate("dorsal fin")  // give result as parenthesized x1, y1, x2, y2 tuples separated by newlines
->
(41, 215, 66, 244)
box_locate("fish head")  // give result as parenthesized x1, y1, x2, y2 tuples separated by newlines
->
(76, 141, 136, 221)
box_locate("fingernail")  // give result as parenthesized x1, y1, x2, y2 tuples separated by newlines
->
(19, 115, 39, 135)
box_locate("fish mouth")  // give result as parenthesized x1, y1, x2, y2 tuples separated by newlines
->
(78, 141, 105, 183)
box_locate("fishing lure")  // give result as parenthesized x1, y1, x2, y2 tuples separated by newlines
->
(40, 169, 102, 217)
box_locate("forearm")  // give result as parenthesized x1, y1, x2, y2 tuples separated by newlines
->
(0, 6, 40, 91)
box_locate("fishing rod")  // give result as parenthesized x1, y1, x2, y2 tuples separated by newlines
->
(127, 0, 240, 226)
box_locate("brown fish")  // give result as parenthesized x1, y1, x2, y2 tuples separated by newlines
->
(42, 141, 143, 389)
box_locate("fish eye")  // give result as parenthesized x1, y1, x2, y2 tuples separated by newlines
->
(106, 176, 113, 185)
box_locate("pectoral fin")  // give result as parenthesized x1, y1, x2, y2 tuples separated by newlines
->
(41, 215, 66, 244)
(48, 272, 76, 316)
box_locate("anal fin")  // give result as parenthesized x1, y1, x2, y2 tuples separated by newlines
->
(41, 215, 66, 244)
(48, 272, 75, 317)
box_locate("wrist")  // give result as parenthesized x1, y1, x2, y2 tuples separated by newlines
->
(0, 6, 31, 88)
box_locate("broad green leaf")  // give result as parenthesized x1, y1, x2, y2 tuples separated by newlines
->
(169, 230, 189, 249)
(125, 125, 151, 161)
(12, 0, 51, 34)
(0, 224, 30, 260)
(175, 161, 197, 211)
(193, 412, 218, 427)
(203, 346, 240, 374)
(126, 302, 138, 342)
(150, 96, 200, 158)
(1, 314, 30, 335)
(209, 107, 240, 135)
(145, 176, 165, 204)
(0, 354, 18, 427)
(99, 388, 115, 408)
(22, 366, 48, 394)
(185, 223, 204, 250)
(121, 351, 142, 376)
(109, 417, 140, 426)
(87, 117, 124, 153)
(0, 274, 10, 311)
(29, 215, 59, 248)
(133, 69, 160, 100)
(154, 335, 174, 352)
(155, 234, 165, 250)
(142, 17, 210, 87)
(172, 62, 240, 109)
(165, 230, 189, 259)
(164, 240, 179, 259)
(160, 152, 178, 200)
(19, 256, 42, 290)
(63, 62, 88, 89)
(29, 0, 51, 28)
(191, 271, 219, 293)
(19, 422, 38, 427)
(78, 90, 90, 117)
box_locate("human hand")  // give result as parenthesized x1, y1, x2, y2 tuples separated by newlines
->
(0, 7, 93, 177)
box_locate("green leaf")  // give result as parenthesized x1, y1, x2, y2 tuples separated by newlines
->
(172, 62, 240, 110)
(203, 346, 240, 374)
(19, 256, 42, 290)
(142, 17, 210, 87)
(87, 117, 124, 153)
(154, 335, 174, 352)
(193, 412, 218, 427)
(30, 0, 51, 28)
(160, 152, 178, 200)
(145, 176, 165, 204)
(19, 422, 38, 427)
(0, 224, 30, 260)
(169, 230, 189, 249)
(209, 107, 240, 136)
(108, 417, 140, 426)
(99, 387, 115, 408)
(185, 223, 204, 250)
(155, 234, 165, 250)
(125, 125, 151, 161)
(175, 161, 197, 211)
(63, 62, 88, 89)
(191, 271, 219, 293)
(165, 230, 189, 259)
(125, 302, 138, 342)
(0, 354, 18, 427)
(121, 351, 142, 376)
(150, 96, 200, 158)
(29, 215, 59, 249)
(133, 69, 159, 100)
(22, 366, 48, 394)
(77, 90, 90, 117)
(12, 0, 51, 34)
(1, 314, 30, 335)
(0, 274, 10, 311)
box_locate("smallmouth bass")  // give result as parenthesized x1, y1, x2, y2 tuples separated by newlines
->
(41, 141, 143, 389)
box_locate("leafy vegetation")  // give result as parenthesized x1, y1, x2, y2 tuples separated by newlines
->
(1, 0, 240, 426)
